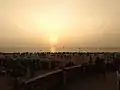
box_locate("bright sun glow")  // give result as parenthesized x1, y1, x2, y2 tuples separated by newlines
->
(49, 37, 58, 44)
(49, 37, 58, 52)
(34, 7, 70, 40)
(31, 6, 72, 52)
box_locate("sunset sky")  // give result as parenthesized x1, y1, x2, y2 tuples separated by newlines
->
(0, 0, 120, 52)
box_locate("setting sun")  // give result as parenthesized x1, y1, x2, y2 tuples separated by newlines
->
(49, 37, 58, 45)
(49, 37, 58, 52)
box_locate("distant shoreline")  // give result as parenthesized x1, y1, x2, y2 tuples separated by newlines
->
(0, 47, 120, 53)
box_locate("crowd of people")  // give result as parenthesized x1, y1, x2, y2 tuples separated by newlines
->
(0, 52, 118, 78)
(0, 52, 120, 90)
(0, 52, 75, 78)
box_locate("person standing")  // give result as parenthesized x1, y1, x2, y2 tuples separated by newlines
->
(95, 57, 106, 78)
(116, 67, 120, 90)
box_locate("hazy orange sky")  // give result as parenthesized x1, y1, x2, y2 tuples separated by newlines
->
(0, 0, 120, 52)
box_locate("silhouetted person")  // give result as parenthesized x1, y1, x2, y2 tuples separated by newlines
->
(100, 58, 106, 78)
(29, 60, 35, 78)
(89, 55, 93, 64)
(117, 66, 120, 90)
(95, 57, 106, 78)
(88, 55, 94, 74)
(114, 57, 120, 71)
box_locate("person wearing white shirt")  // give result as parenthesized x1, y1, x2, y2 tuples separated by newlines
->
(116, 68, 120, 90)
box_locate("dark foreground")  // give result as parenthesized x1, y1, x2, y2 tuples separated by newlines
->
(0, 72, 117, 90)
(0, 52, 119, 90)
(62, 72, 117, 90)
